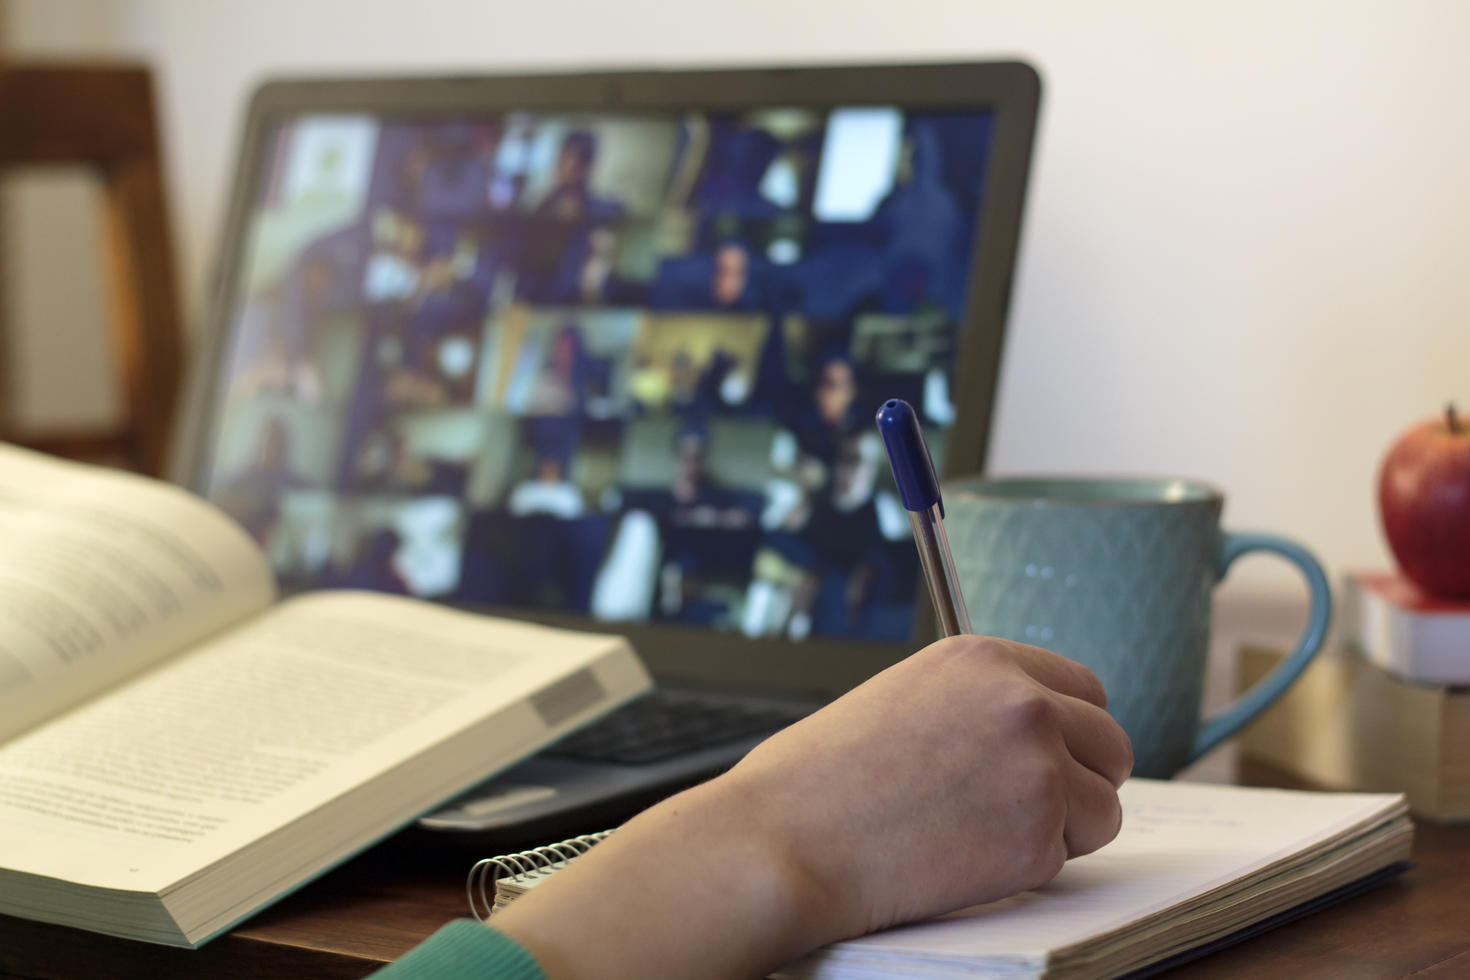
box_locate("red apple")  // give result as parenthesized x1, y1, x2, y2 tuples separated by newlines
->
(1378, 403, 1470, 598)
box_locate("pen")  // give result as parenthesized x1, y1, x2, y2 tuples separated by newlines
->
(875, 398, 973, 637)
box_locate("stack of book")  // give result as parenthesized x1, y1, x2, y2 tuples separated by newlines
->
(1237, 571, 1470, 822)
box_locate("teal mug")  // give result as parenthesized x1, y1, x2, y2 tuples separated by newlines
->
(942, 477, 1331, 778)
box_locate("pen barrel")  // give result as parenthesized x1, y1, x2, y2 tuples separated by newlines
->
(908, 505, 973, 638)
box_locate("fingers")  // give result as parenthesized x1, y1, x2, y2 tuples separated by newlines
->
(1063, 760, 1124, 857)
(996, 639, 1109, 709)
(950, 636, 1129, 786)
(1054, 694, 1133, 788)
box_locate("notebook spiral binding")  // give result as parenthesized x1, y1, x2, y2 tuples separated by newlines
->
(467, 829, 614, 921)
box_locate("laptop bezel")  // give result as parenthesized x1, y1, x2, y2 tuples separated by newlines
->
(172, 60, 1041, 698)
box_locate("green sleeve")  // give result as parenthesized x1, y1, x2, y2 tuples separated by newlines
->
(368, 919, 547, 980)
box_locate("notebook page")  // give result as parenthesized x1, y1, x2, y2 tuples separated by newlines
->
(806, 779, 1403, 962)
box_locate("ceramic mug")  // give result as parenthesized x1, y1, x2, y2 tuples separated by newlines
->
(942, 477, 1331, 778)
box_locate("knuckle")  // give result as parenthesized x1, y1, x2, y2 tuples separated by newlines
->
(1079, 669, 1108, 709)
(1001, 688, 1058, 735)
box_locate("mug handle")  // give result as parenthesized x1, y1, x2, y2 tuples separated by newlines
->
(1189, 531, 1332, 762)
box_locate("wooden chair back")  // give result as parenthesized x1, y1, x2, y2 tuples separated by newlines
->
(0, 63, 184, 475)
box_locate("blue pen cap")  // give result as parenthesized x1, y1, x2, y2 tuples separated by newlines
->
(874, 398, 943, 514)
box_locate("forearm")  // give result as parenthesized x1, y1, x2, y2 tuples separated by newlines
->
(492, 773, 835, 979)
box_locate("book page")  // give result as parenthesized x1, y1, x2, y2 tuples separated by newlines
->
(0, 445, 276, 743)
(0, 591, 646, 892)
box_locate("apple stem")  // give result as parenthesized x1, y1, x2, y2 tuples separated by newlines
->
(1449, 402, 1462, 436)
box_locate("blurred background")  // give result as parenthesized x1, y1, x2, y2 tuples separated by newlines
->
(3, 1, 1467, 762)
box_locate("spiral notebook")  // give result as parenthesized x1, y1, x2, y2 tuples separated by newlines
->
(467, 780, 1412, 979)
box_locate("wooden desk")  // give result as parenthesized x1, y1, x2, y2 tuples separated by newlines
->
(3, 762, 1468, 979)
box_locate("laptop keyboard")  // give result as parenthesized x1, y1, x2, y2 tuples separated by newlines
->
(545, 691, 812, 766)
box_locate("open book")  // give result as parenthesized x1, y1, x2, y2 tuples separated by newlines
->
(0, 445, 652, 947)
(480, 780, 1412, 979)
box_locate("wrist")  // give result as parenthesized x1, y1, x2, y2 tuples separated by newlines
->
(667, 774, 843, 962)
(493, 775, 838, 978)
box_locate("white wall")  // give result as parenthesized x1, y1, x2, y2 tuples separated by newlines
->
(7, 1, 1468, 669)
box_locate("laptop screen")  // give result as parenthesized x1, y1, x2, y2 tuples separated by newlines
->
(200, 104, 995, 644)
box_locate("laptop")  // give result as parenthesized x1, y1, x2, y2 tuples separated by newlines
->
(171, 62, 1040, 842)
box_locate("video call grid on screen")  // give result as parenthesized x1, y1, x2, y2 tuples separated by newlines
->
(202, 105, 995, 644)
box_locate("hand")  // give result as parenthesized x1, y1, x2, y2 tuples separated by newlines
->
(493, 635, 1132, 979)
(726, 634, 1133, 936)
